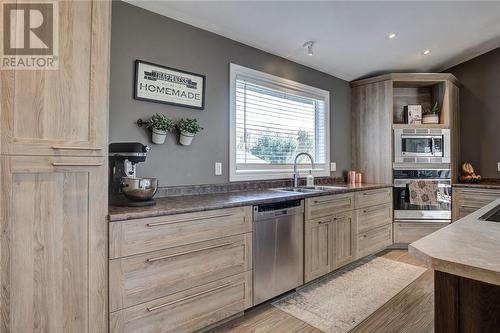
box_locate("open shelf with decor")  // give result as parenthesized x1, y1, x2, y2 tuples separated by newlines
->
(392, 80, 449, 127)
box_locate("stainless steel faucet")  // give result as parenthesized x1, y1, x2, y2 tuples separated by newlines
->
(292, 152, 315, 187)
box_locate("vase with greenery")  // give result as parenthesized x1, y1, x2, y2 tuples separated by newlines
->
(176, 118, 203, 146)
(148, 113, 174, 144)
(423, 101, 440, 124)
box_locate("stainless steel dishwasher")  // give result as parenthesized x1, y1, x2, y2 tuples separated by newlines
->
(253, 199, 304, 305)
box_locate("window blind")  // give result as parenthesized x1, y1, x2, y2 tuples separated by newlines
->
(235, 77, 327, 168)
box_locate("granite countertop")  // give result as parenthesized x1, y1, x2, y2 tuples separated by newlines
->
(409, 197, 500, 286)
(453, 179, 500, 189)
(108, 183, 391, 222)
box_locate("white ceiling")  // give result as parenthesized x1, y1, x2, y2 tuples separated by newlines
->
(126, 1, 500, 81)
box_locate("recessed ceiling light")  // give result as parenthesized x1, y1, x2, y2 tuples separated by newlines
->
(423, 49, 431, 55)
(303, 41, 314, 56)
(388, 33, 397, 39)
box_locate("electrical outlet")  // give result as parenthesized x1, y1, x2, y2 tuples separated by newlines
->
(330, 162, 337, 172)
(215, 162, 222, 176)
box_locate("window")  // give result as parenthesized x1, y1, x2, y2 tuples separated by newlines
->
(229, 64, 330, 181)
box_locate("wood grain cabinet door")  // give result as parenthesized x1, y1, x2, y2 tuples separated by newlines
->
(0, 1, 111, 156)
(333, 211, 356, 268)
(0, 156, 108, 333)
(304, 217, 334, 283)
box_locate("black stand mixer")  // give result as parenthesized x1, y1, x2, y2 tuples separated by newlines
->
(109, 142, 158, 207)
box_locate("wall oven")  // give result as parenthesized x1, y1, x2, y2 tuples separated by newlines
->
(394, 128, 450, 164)
(393, 168, 452, 221)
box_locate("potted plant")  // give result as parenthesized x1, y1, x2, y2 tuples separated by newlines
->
(176, 118, 203, 146)
(148, 113, 174, 144)
(423, 101, 440, 124)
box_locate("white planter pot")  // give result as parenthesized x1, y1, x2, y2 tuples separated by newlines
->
(151, 129, 167, 144)
(179, 131, 195, 146)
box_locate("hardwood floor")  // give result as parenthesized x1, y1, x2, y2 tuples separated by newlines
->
(209, 250, 433, 333)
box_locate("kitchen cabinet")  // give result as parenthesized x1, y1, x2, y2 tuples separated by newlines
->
(0, 1, 111, 332)
(0, 156, 107, 333)
(305, 188, 393, 283)
(109, 206, 251, 259)
(0, 1, 111, 156)
(452, 187, 500, 221)
(305, 192, 354, 220)
(109, 233, 252, 312)
(394, 222, 449, 244)
(110, 272, 252, 333)
(109, 206, 253, 333)
(305, 217, 334, 282)
(333, 211, 356, 268)
(357, 224, 393, 258)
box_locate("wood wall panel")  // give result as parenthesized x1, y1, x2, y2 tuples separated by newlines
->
(352, 80, 393, 184)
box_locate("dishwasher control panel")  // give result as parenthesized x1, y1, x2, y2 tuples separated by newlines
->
(253, 200, 303, 221)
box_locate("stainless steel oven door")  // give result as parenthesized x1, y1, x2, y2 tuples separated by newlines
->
(393, 179, 451, 220)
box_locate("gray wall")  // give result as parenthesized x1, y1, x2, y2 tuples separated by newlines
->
(110, 1, 351, 186)
(446, 47, 500, 178)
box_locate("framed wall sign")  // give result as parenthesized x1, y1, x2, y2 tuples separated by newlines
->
(134, 60, 206, 110)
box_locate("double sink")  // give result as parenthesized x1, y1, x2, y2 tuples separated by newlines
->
(273, 185, 348, 193)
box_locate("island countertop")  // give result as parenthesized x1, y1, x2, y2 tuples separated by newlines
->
(108, 183, 391, 222)
(409, 197, 500, 286)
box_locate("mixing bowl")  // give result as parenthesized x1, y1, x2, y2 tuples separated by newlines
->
(121, 177, 158, 201)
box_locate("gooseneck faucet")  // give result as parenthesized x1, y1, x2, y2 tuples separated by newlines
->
(293, 152, 315, 187)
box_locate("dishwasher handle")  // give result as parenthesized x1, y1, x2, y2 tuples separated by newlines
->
(253, 200, 304, 222)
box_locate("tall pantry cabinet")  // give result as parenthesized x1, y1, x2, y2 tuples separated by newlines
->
(0, 1, 111, 332)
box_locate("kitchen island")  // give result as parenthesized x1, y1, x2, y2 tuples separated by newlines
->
(409, 197, 500, 332)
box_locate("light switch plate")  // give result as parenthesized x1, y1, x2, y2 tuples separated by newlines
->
(498, 162, 500, 172)
(330, 162, 337, 172)
(215, 162, 222, 176)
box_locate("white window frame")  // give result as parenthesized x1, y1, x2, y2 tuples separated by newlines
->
(229, 63, 330, 182)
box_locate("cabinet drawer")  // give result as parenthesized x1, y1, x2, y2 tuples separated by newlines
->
(109, 233, 252, 312)
(109, 206, 252, 259)
(110, 271, 252, 333)
(394, 222, 449, 244)
(354, 188, 392, 209)
(356, 203, 392, 233)
(455, 188, 500, 208)
(357, 224, 392, 258)
(306, 193, 354, 219)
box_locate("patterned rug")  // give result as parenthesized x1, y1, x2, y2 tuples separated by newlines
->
(273, 256, 426, 333)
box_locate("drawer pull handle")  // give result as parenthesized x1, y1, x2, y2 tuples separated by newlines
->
(362, 205, 386, 214)
(146, 282, 234, 312)
(362, 190, 388, 196)
(313, 198, 349, 205)
(146, 213, 234, 227)
(318, 220, 330, 225)
(52, 162, 103, 166)
(459, 205, 480, 209)
(52, 145, 102, 150)
(146, 242, 235, 262)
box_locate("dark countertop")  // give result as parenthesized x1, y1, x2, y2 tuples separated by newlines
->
(108, 183, 391, 222)
(453, 179, 500, 189)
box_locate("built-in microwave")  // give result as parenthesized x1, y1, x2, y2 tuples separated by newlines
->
(394, 128, 450, 164)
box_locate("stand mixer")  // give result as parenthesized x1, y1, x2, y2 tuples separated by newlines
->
(109, 142, 158, 207)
